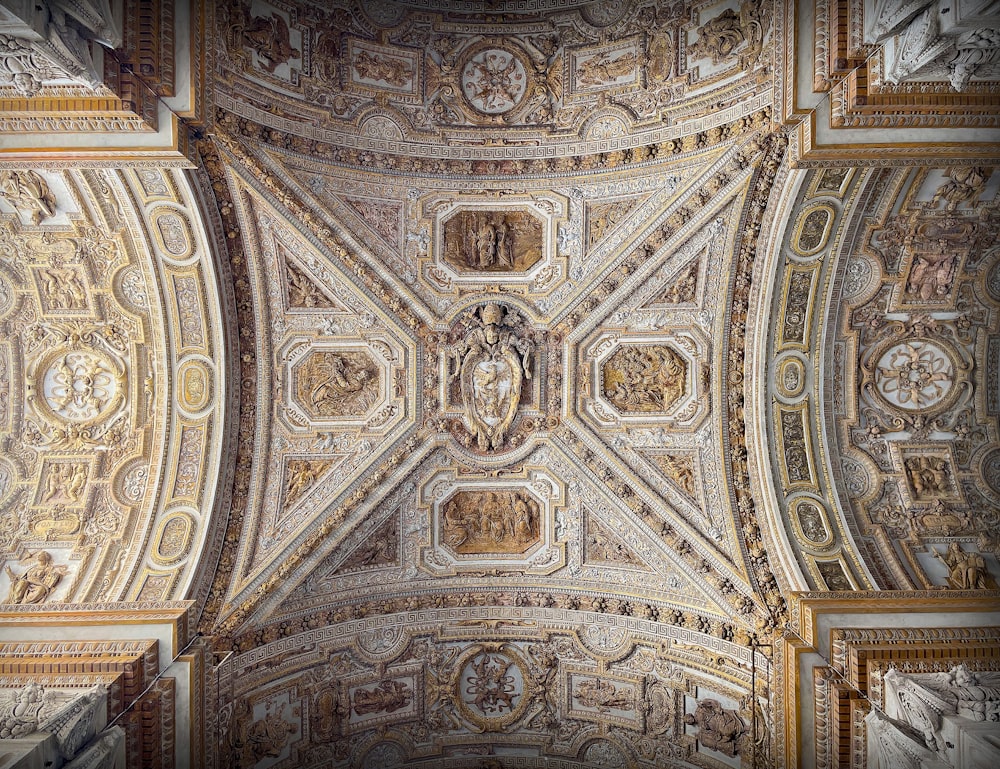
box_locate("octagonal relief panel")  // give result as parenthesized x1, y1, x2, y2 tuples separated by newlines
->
(581, 329, 709, 431)
(423, 194, 568, 300)
(438, 489, 542, 557)
(420, 466, 565, 576)
(279, 337, 405, 433)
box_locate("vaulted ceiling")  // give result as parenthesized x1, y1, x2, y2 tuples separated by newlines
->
(0, 1, 998, 767)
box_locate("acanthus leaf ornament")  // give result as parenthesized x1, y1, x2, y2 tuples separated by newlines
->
(447, 303, 533, 452)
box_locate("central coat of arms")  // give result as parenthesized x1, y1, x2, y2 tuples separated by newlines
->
(448, 303, 533, 451)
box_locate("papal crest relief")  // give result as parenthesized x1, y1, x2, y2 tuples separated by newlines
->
(447, 303, 533, 451)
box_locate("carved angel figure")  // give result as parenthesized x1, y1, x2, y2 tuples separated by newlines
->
(575, 51, 638, 87)
(905, 249, 957, 300)
(573, 678, 632, 710)
(688, 0, 769, 67)
(227, 3, 299, 74)
(0, 170, 56, 225)
(307, 353, 377, 416)
(353, 50, 412, 87)
(229, 699, 298, 767)
(0, 682, 47, 738)
(932, 167, 990, 211)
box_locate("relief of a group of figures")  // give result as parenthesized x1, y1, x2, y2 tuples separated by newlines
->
(441, 490, 539, 554)
(444, 210, 542, 273)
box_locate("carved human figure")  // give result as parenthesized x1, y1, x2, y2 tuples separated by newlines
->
(230, 700, 298, 767)
(604, 345, 686, 413)
(883, 664, 1000, 761)
(4, 551, 67, 604)
(871, 1, 1000, 90)
(906, 249, 957, 300)
(647, 31, 675, 81)
(40, 266, 87, 309)
(237, 10, 299, 73)
(935, 542, 995, 590)
(688, 0, 768, 67)
(442, 498, 472, 548)
(494, 219, 513, 269)
(512, 495, 533, 543)
(933, 167, 990, 210)
(353, 50, 411, 87)
(575, 51, 638, 87)
(905, 456, 951, 498)
(573, 678, 632, 710)
(286, 263, 332, 308)
(351, 679, 412, 716)
(476, 219, 497, 268)
(441, 490, 538, 554)
(684, 698, 746, 756)
(348, 530, 395, 567)
(0, 170, 56, 225)
(307, 353, 377, 416)
(285, 460, 322, 505)
(41, 462, 87, 504)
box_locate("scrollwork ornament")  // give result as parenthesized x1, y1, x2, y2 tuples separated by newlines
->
(841, 458, 872, 499)
(842, 254, 878, 301)
(355, 626, 407, 661)
(116, 265, 148, 311)
(873, 340, 954, 411)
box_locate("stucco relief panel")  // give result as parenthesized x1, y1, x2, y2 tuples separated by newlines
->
(581, 329, 708, 430)
(347, 38, 421, 101)
(283, 342, 399, 430)
(420, 463, 565, 576)
(425, 195, 567, 302)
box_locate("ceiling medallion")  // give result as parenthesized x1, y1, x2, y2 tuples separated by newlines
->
(460, 44, 531, 117)
(25, 331, 130, 450)
(872, 339, 961, 412)
(871, 339, 956, 413)
(453, 644, 532, 730)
